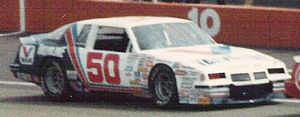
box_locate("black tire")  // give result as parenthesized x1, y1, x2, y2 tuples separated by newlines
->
(149, 65, 178, 106)
(41, 59, 71, 101)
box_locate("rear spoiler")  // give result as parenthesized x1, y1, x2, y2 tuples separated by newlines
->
(19, 33, 49, 44)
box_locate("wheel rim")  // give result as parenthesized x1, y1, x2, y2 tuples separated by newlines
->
(45, 64, 64, 94)
(154, 73, 175, 102)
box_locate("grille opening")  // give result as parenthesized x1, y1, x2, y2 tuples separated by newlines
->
(268, 68, 285, 74)
(231, 73, 251, 82)
(254, 72, 267, 80)
(229, 83, 273, 101)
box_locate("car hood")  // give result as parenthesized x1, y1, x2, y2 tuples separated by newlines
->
(140, 44, 283, 72)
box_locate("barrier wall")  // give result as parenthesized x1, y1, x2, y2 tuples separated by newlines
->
(0, 0, 20, 32)
(1, 0, 300, 48)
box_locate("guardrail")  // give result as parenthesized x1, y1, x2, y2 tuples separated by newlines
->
(1, 0, 299, 48)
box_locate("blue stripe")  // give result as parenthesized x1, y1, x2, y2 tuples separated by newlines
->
(71, 24, 78, 41)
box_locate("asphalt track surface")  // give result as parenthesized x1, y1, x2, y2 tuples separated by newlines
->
(1, 35, 300, 117)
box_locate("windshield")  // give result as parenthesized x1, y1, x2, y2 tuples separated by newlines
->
(132, 22, 215, 50)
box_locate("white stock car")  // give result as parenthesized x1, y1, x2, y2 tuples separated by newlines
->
(10, 16, 290, 106)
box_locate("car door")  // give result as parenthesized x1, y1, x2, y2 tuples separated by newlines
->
(76, 25, 135, 91)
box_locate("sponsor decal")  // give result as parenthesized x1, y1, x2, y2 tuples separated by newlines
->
(19, 45, 36, 65)
(210, 45, 231, 54)
(134, 72, 141, 77)
(142, 73, 149, 80)
(175, 70, 187, 76)
(197, 55, 237, 65)
(138, 60, 144, 66)
(140, 54, 155, 61)
(172, 62, 181, 69)
(126, 54, 138, 64)
(145, 61, 154, 67)
(127, 54, 139, 60)
(179, 96, 189, 104)
(180, 77, 196, 89)
(179, 89, 190, 97)
(187, 71, 199, 76)
(125, 73, 132, 77)
(129, 79, 141, 86)
(124, 66, 133, 72)
(181, 66, 195, 70)
(138, 67, 148, 73)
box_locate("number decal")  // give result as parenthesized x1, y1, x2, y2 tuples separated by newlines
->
(86, 52, 121, 85)
(87, 52, 103, 83)
(188, 8, 221, 37)
(104, 54, 121, 84)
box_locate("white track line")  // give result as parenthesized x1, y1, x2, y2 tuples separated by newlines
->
(272, 99, 300, 104)
(0, 81, 36, 86)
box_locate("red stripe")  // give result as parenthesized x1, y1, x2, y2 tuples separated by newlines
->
(66, 30, 89, 88)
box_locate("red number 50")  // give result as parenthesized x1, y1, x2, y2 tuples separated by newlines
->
(86, 52, 120, 85)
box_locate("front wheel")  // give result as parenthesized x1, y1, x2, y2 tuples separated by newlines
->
(41, 60, 71, 100)
(150, 65, 178, 106)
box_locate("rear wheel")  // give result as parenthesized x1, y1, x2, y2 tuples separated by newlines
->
(150, 65, 178, 106)
(41, 59, 71, 100)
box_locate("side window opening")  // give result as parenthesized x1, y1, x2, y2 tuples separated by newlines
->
(41, 24, 70, 46)
(76, 24, 92, 47)
(94, 26, 129, 52)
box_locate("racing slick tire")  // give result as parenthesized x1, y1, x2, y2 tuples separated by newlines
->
(149, 65, 179, 106)
(41, 59, 72, 101)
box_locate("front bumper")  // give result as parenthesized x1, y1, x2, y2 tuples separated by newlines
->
(179, 82, 286, 105)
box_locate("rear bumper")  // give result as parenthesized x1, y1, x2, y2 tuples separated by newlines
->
(10, 63, 21, 78)
(179, 82, 286, 105)
(9, 63, 41, 84)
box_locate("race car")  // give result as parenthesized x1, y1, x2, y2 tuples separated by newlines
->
(285, 56, 300, 99)
(10, 16, 290, 106)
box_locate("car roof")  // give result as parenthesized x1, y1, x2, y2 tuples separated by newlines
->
(76, 16, 191, 28)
